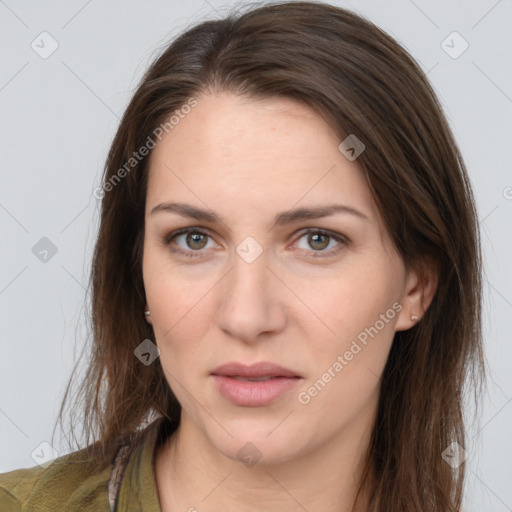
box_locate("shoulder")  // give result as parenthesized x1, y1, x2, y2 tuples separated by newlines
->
(0, 444, 115, 511)
(0, 416, 175, 512)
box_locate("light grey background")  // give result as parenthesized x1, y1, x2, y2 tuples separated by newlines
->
(0, 0, 511, 510)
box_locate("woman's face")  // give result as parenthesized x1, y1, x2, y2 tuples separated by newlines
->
(142, 92, 418, 465)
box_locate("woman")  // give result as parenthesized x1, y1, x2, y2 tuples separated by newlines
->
(0, 1, 485, 510)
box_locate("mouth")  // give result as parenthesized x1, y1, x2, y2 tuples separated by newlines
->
(211, 361, 302, 379)
(229, 376, 282, 382)
(210, 362, 303, 407)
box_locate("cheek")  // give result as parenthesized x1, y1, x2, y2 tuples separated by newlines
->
(310, 261, 398, 338)
(297, 260, 400, 399)
(143, 246, 215, 334)
(296, 302, 396, 429)
(146, 283, 219, 387)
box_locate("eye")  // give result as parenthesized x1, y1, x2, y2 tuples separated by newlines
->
(162, 228, 216, 258)
(162, 227, 349, 259)
(293, 229, 349, 258)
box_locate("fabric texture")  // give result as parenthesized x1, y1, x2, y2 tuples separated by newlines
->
(0, 416, 175, 512)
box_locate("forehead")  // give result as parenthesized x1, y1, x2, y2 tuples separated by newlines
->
(145, 92, 378, 224)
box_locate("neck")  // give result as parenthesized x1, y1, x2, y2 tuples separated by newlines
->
(155, 405, 376, 512)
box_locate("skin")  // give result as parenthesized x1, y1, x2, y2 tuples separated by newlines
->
(142, 91, 437, 512)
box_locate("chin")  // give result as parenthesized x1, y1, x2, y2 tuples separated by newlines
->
(204, 421, 305, 468)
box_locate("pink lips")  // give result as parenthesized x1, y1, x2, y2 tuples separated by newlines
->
(211, 362, 302, 407)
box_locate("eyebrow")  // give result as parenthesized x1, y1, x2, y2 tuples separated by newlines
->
(150, 201, 370, 227)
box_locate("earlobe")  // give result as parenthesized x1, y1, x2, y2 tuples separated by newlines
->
(144, 307, 153, 325)
(394, 259, 438, 332)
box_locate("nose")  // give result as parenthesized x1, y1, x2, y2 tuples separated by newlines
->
(215, 248, 287, 343)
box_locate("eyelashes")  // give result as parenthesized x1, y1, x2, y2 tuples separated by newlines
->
(162, 227, 350, 260)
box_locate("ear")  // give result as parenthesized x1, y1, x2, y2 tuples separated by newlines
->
(394, 258, 438, 331)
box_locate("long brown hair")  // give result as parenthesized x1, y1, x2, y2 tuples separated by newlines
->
(54, 1, 485, 510)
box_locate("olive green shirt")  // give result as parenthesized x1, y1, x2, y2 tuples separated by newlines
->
(0, 416, 174, 511)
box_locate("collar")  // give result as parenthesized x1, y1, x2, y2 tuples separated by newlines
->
(116, 415, 177, 512)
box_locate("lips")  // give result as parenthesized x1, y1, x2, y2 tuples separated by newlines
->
(210, 362, 302, 406)
(211, 361, 301, 379)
